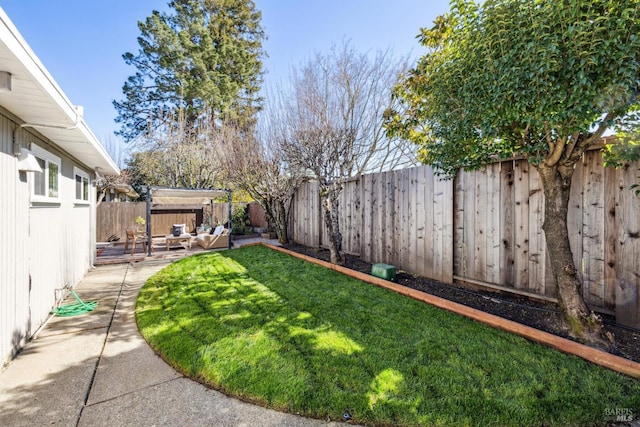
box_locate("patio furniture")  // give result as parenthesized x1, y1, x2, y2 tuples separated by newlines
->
(165, 234, 193, 250)
(196, 226, 229, 249)
(124, 228, 151, 255)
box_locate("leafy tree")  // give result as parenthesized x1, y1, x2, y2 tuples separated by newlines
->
(114, 0, 265, 142)
(385, 0, 640, 347)
(280, 42, 415, 264)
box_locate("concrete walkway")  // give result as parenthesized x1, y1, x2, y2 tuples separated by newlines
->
(0, 255, 344, 427)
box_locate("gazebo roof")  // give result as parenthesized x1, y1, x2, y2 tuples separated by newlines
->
(150, 187, 230, 205)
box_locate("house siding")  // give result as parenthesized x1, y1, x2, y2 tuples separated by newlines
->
(0, 110, 96, 365)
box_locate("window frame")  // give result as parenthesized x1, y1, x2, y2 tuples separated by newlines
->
(73, 166, 91, 204)
(30, 144, 62, 203)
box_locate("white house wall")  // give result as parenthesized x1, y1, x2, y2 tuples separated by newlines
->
(1, 110, 96, 365)
(0, 113, 30, 364)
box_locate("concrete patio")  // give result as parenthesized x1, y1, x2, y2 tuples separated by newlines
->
(0, 243, 346, 427)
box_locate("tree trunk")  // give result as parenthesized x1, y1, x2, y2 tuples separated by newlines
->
(273, 199, 289, 244)
(535, 163, 612, 349)
(321, 182, 345, 265)
(261, 198, 289, 245)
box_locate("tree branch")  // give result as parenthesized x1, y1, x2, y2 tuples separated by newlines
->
(545, 134, 567, 167)
(580, 112, 615, 150)
(544, 121, 555, 154)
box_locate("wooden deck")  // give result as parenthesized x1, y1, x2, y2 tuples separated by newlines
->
(95, 235, 280, 265)
(97, 237, 212, 265)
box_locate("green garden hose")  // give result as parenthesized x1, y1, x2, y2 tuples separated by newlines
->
(50, 290, 98, 317)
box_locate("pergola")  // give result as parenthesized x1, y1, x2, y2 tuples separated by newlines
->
(144, 186, 232, 255)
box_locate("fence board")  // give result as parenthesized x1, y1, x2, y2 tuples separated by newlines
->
(416, 168, 427, 277)
(384, 171, 395, 263)
(425, 168, 436, 277)
(474, 167, 488, 281)
(440, 174, 454, 283)
(464, 171, 476, 278)
(432, 171, 444, 281)
(453, 170, 466, 277)
(584, 151, 606, 307)
(485, 163, 500, 284)
(500, 161, 515, 287)
(513, 160, 530, 290)
(406, 168, 417, 274)
(603, 166, 617, 309)
(372, 174, 382, 261)
(361, 174, 372, 259)
(400, 169, 410, 268)
(528, 165, 545, 294)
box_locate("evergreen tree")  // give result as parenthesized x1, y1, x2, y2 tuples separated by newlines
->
(114, 0, 265, 142)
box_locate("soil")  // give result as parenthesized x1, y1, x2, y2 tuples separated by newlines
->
(281, 243, 640, 364)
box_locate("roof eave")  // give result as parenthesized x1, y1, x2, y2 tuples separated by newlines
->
(0, 7, 119, 175)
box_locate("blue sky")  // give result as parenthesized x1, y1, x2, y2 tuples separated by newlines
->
(1, 1, 450, 162)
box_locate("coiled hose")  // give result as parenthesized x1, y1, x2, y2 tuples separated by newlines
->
(50, 290, 98, 317)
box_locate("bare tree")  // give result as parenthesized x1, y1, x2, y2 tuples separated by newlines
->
(127, 110, 225, 189)
(96, 169, 137, 205)
(219, 93, 305, 244)
(279, 42, 414, 264)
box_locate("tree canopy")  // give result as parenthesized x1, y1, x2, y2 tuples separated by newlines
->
(114, 0, 265, 142)
(385, 0, 640, 177)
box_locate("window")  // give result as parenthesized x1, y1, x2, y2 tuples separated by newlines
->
(74, 167, 90, 202)
(31, 144, 61, 202)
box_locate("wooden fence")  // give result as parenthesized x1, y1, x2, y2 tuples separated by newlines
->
(97, 202, 230, 241)
(247, 201, 268, 228)
(96, 202, 145, 241)
(289, 152, 640, 328)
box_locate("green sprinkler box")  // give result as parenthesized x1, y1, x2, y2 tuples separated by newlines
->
(371, 263, 396, 281)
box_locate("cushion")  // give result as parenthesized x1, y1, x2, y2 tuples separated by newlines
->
(172, 224, 186, 236)
(212, 225, 224, 236)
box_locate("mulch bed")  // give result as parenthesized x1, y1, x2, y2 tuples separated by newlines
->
(282, 243, 640, 364)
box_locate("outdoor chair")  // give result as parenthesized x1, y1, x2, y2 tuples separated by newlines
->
(124, 228, 151, 255)
(196, 225, 230, 249)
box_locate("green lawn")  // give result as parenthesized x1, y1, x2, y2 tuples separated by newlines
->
(136, 245, 640, 427)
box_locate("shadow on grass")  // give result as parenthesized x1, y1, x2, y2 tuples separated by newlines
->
(136, 246, 640, 427)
